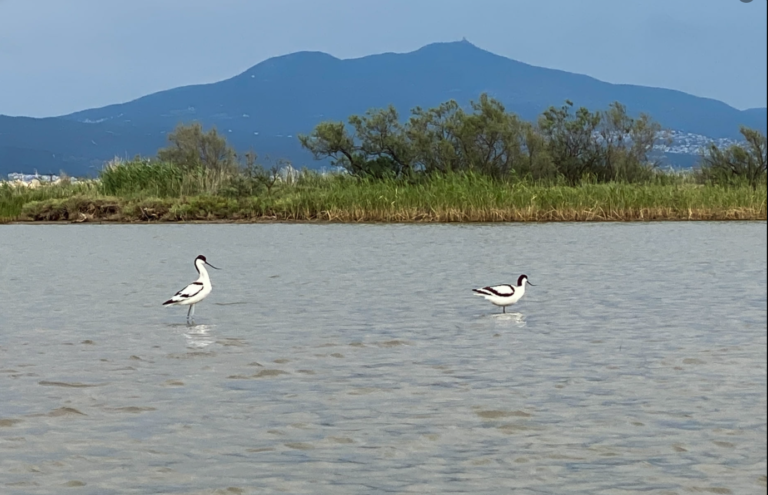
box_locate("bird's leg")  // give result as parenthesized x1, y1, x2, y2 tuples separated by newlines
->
(502, 306, 506, 314)
(187, 305, 193, 322)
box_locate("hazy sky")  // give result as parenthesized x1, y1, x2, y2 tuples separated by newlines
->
(1, 0, 766, 117)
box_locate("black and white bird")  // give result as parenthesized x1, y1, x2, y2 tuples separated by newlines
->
(472, 274, 534, 313)
(163, 255, 220, 323)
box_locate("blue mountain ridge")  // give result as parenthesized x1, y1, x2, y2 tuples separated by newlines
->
(1, 40, 765, 176)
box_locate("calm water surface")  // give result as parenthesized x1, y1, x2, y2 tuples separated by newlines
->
(0, 222, 766, 494)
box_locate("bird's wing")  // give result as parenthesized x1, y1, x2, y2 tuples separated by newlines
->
(474, 284, 515, 297)
(163, 281, 204, 304)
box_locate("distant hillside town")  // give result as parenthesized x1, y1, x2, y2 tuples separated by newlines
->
(654, 130, 744, 155)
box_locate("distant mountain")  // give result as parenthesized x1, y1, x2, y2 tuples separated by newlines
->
(0, 115, 307, 177)
(2, 40, 766, 177)
(743, 107, 768, 120)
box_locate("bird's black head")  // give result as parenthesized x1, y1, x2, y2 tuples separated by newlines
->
(518, 274, 534, 286)
(194, 254, 220, 271)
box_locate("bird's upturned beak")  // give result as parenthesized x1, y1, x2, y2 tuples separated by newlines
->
(527, 281, 535, 286)
(206, 261, 221, 270)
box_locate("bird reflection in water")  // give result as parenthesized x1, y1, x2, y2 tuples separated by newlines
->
(490, 311, 526, 326)
(183, 324, 216, 349)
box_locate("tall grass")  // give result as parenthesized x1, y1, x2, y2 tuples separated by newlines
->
(255, 173, 766, 222)
(0, 180, 100, 222)
(3, 161, 765, 223)
(99, 158, 232, 197)
(99, 159, 184, 197)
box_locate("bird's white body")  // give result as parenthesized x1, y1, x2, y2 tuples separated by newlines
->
(166, 278, 212, 306)
(163, 255, 219, 322)
(473, 275, 533, 313)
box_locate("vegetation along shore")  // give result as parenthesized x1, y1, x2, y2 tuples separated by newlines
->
(2, 96, 765, 224)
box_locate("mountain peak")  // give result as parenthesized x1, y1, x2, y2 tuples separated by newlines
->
(242, 50, 340, 76)
(415, 38, 486, 53)
(4, 41, 765, 176)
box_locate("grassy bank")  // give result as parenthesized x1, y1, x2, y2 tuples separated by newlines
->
(2, 171, 765, 223)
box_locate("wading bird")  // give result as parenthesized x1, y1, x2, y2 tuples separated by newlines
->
(163, 255, 220, 323)
(473, 274, 534, 313)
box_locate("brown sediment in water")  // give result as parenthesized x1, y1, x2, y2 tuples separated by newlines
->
(45, 407, 87, 417)
(38, 380, 104, 388)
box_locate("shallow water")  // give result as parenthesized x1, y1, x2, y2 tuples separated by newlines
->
(0, 222, 766, 494)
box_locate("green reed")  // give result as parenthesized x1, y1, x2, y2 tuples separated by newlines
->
(4, 162, 765, 223)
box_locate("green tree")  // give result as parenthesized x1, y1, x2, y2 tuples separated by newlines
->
(520, 123, 556, 181)
(349, 105, 414, 177)
(699, 126, 767, 189)
(539, 101, 603, 185)
(296, 96, 692, 187)
(598, 102, 664, 182)
(157, 122, 236, 175)
(298, 121, 364, 175)
(406, 100, 465, 174)
(222, 150, 285, 198)
(452, 94, 528, 178)
(299, 108, 416, 179)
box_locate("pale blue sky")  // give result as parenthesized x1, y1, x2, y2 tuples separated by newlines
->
(1, 0, 766, 117)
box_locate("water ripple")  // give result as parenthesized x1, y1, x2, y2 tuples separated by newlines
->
(0, 222, 765, 494)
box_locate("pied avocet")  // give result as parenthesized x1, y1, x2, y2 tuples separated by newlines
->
(472, 274, 534, 313)
(163, 255, 220, 323)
